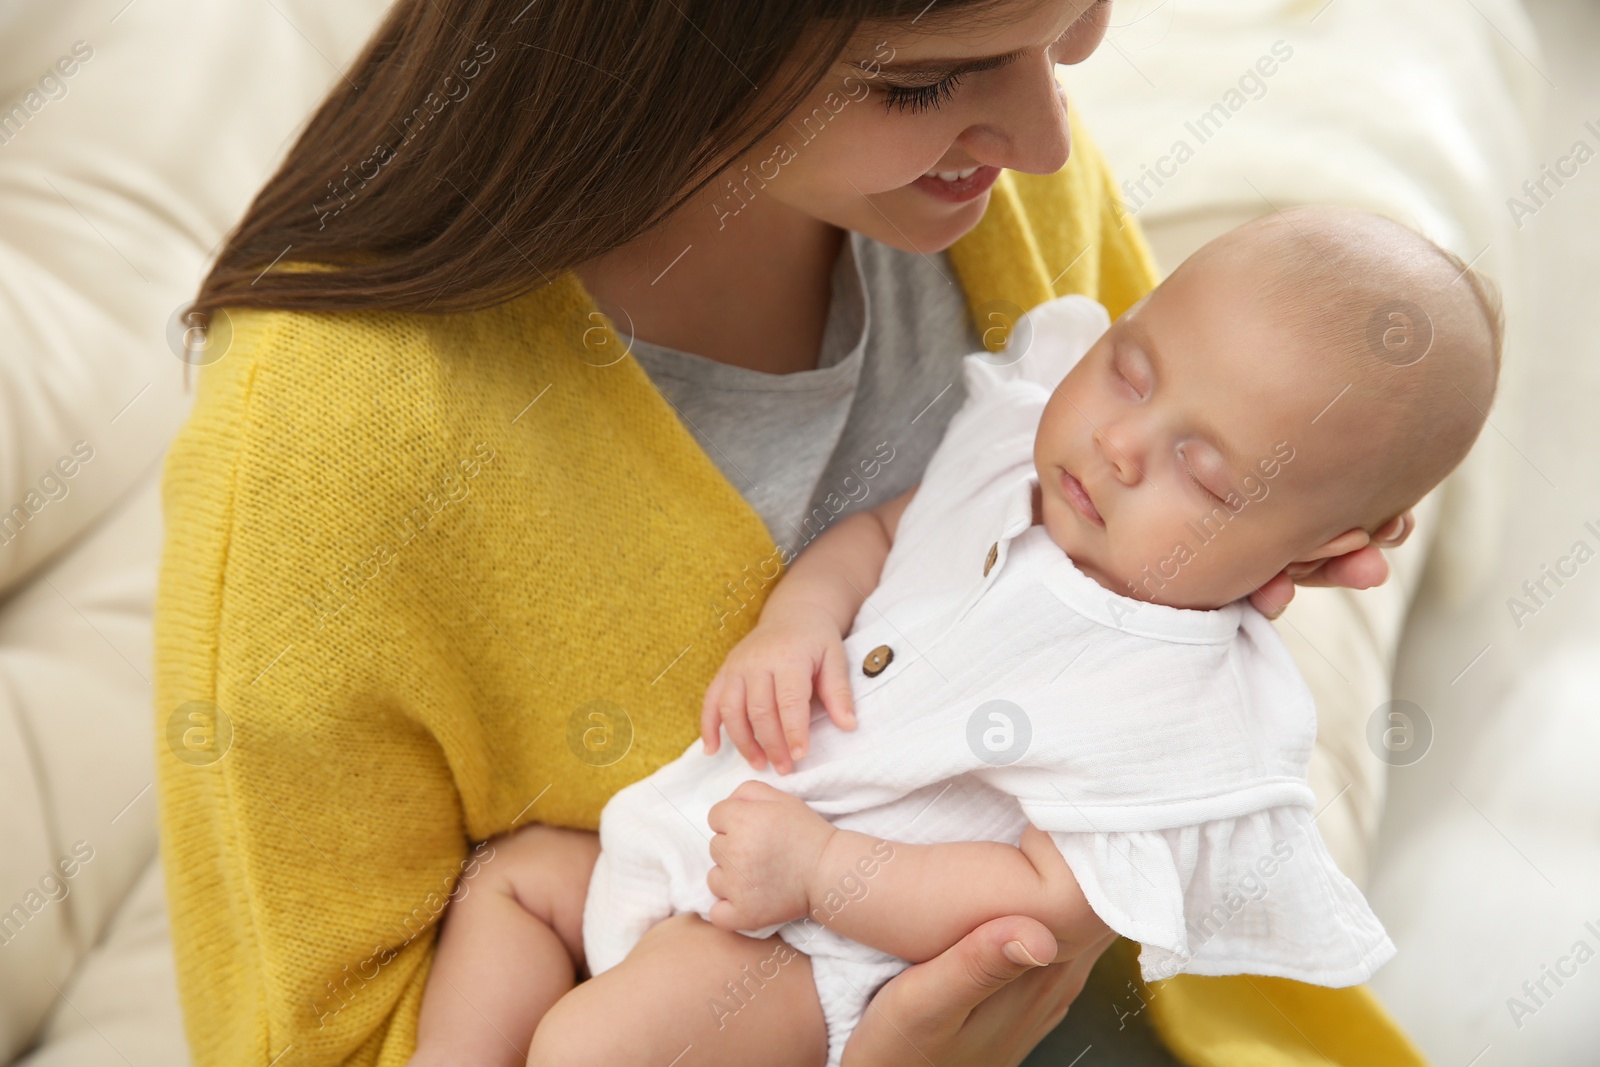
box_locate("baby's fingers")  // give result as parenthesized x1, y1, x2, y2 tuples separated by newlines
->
(773, 663, 815, 765)
(745, 673, 793, 775)
(707, 897, 741, 933)
(816, 641, 857, 732)
(718, 675, 767, 771)
(701, 672, 727, 753)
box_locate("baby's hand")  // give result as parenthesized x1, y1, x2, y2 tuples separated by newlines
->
(700, 603, 857, 774)
(706, 780, 832, 932)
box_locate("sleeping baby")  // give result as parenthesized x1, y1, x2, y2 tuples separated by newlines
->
(408, 205, 1502, 1067)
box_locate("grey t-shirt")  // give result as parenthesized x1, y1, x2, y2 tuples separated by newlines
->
(624, 230, 984, 560)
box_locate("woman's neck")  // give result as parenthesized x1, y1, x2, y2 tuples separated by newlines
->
(573, 183, 846, 376)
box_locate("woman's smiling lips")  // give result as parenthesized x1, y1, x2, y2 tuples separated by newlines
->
(1061, 469, 1104, 526)
(912, 164, 1001, 203)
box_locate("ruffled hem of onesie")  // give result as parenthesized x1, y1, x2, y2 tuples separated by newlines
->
(1042, 802, 1396, 987)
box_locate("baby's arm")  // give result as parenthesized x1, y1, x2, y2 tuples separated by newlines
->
(707, 782, 1087, 964)
(807, 824, 1082, 963)
(701, 484, 917, 774)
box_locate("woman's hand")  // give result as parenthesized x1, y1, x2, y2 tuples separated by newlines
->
(841, 888, 1116, 1066)
(700, 603, 857, 775)
(1249, 510, 1414, 619)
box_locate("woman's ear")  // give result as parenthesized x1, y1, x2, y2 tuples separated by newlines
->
(1291, 527, 1372, 566)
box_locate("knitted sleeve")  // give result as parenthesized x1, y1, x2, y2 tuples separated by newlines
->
(155, 308, 491, 1066)
(153, 272, 783, 1065)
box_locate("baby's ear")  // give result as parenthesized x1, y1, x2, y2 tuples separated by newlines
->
(1290, 527, 1371, 566)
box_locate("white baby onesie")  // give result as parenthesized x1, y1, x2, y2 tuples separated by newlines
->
(583, 293, 1397, 1067)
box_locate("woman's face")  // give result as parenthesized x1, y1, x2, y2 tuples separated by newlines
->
(725, 0, 1112, 253)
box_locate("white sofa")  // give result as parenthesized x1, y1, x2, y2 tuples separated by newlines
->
(0, 0, 1548, 1063)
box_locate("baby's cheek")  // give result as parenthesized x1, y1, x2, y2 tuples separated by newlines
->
(1118, 517, 1227, 605)
(1108, 529, 1165, 595)
(1185, 521, 1282, 603)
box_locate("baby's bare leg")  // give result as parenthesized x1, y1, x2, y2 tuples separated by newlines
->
(528, 913, 827, 1067)
(409, 824, 599, 1067)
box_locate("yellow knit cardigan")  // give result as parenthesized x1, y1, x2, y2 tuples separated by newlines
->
(154, 119, 1426, 1066)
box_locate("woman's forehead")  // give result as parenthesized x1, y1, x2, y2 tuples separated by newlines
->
(849, 0, 1089, 56)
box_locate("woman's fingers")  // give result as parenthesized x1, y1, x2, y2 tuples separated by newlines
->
(946, 917, 1059, 1000)
(1373, 508, 1413, 548)
(1248, 570, 1296, 619)
(817, 642, 857, 732)
(841, 916, 1063, 1066)
(1250, 517, 1409, 619)
(889, 915, 1055, 1023)
(1308, 542, 1390, 590)
(843, 916, 1116, 1067)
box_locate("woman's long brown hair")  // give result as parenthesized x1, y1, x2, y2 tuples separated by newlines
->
(192, 0, 1013, 319)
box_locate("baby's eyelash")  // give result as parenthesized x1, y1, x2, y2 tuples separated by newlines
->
(1180, 453, 1220, 501)
(1113, 357, 1143, 398)
(881, 73, 964, 115)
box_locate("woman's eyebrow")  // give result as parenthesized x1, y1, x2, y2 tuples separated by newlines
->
(859, 0, 1109, 80)
(862, 50, 1023, 81)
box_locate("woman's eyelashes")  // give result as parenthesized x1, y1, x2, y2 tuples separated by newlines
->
(878, 50, 1017, 114)
(881, 73, 965, 115)
(879, 0, 1112, 116)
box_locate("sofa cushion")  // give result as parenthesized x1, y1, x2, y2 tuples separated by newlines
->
(0, 1, 390, 1059)
(16, 858, 187, 1067)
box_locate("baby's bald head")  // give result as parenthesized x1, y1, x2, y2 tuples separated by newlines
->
(1191, 206, 1503, 541)
(1030, 204, 1504, 611)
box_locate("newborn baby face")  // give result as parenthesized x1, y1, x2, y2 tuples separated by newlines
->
(1033, 252, 1340, 610)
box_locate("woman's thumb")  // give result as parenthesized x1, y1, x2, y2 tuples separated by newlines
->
(919, 917, 1057, 1011)
(1003, 938, 1052, 968)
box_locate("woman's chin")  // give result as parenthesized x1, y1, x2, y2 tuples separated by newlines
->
(847, 189, 991, 255)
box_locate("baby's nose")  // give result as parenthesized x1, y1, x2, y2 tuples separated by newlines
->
(1094, 426, 1145, 485)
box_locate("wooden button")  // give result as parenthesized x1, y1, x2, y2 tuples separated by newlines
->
(983, 542, 999, 577)
(861, 644, 894, 677)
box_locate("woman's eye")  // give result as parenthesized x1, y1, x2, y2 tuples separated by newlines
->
(881, 73, 964, 115)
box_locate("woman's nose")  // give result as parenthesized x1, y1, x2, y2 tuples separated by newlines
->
(959, 57, 1073, 176)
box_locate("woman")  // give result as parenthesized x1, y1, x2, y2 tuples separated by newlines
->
(154, 0, 1417, 1063)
